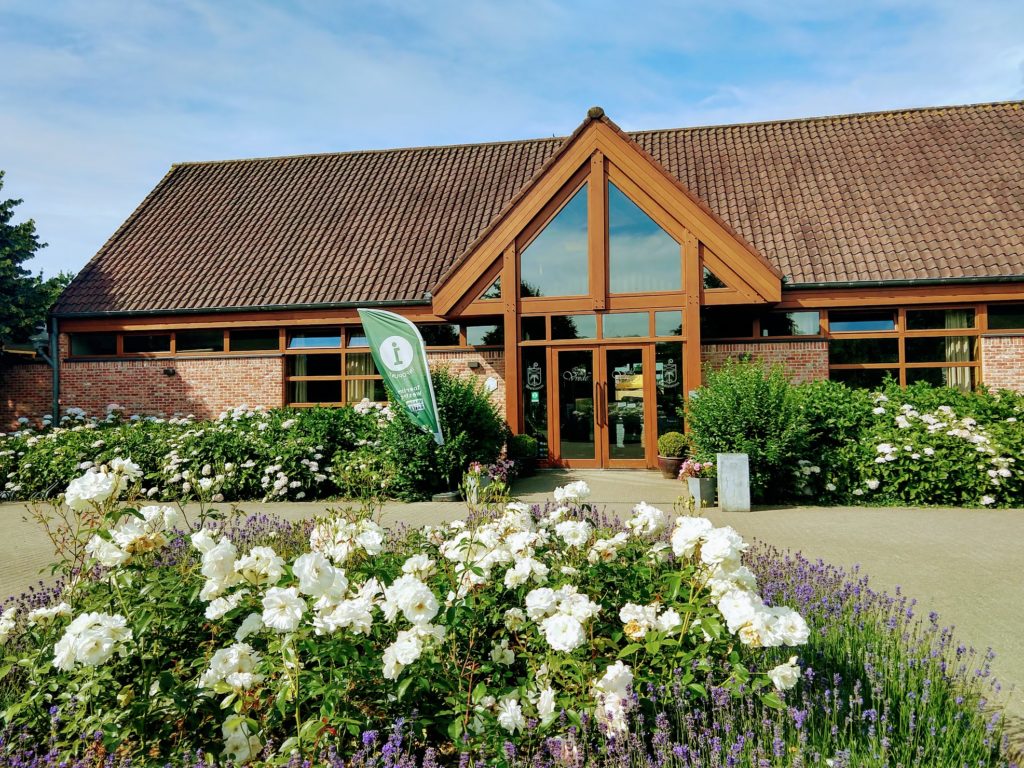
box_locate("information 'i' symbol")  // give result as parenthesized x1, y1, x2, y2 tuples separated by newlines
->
(391, 340, 403, 367)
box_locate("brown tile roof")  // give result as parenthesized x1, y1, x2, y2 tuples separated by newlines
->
(55, 101, 1024, 316)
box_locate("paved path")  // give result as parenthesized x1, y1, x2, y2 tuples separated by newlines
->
(2, 469, 1021, 732)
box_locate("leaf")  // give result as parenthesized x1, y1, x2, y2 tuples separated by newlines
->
(471, 681, 488, 704)
(618, 643, 643, 658)
(396, 676, 414, 701)
(761, 691, 785, 710)
(447, 718, 464, 741)
(687, 683, 707, 698)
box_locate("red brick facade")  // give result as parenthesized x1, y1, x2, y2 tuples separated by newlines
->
(1, 360, 53, 430)
(427, 349, 506, 413)
(981, 334, 1024, 393)
(700, 340, 829, 384)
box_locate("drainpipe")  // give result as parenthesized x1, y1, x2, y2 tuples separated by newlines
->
(50, 317, 59, 421)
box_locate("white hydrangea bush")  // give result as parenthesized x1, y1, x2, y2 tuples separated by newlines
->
(0, 465, 809, 762)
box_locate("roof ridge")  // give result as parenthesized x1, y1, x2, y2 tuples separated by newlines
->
(628, 99, 1024, 135)
(171, 134, 567, 169)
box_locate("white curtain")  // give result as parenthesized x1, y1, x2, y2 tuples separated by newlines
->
(944, 310, 973, 390)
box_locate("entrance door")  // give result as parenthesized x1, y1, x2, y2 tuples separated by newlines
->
(551, 346, 652, 468)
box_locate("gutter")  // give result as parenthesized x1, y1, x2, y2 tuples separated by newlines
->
(785, 274, 1024, 290)
(51, 297, 431, 320)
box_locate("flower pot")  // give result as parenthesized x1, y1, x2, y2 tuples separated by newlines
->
(658, 455, 685, 480)
(687, 477, 717, 509)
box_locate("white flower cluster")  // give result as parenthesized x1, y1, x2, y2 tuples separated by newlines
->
(619, 602, 682, 640)
(85, 505, 179, 567)
(524, 584, 601, 652)
(592, 660, 634, 733)
(53, 612, 133, 671)
(309, 515, 385, 564)
(0, 607, 16, 644)
(64, 458, 141, 511)
(198, 642, 264, 691)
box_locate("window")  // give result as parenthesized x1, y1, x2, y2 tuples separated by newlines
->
(466, 324, 503, 346)
(288, 380, 340, 404)
(521, 346, 549, 459)
(551, 314, 597, 340)
(906, 308, 975, 331)
(285, 329, 385, 406)
(288, 355, 341, 377)
(830, 368, 899, 388)
(521, 316, 547, 341)
(904, 336, 977, 364)
(123, 334, 170, 354)
(700, 308, 753, 339)
(176, 329, 224, 353)
(519, 184, 589, 297)
(906, 367, 976, 389)
(829, 310, 895, 333)
(988, 303, 1024, 330)
(70, 333, 116, 356)
(602, 312, 648, 338)
(654, 311, 683, 337)
(346, 328, 369, 348)
(418, 324, 460, 347)
(703, 267, 727, 290)
(655, 341, 684, 435)
(479, 277, 502, 300)
(230, 329, 279, 351)
(761, 311, 820, 337)
(288, 328, 341, 349)
(829, 338, 899, 365)
(608, 183, 680, 293)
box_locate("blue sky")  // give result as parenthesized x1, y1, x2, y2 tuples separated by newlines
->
(2, 0, 1023, 278)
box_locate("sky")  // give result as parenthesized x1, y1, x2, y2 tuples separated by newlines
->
(2, 0, 1023, 279)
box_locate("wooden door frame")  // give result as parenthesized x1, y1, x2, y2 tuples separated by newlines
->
(549, 345, 601, 468)
(600, 344, 650, 469)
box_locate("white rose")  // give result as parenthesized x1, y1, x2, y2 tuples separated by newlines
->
(671, 516, 713, 558)
(235, 612, 264, 642)
(293, 552, 348, 599)
(497, 696, 526, 733)
(536, 686, 557, 719)
(261, 587, 306, 633)
(554, 520, 593, 548)
(540, 613, 586, 652)
(768, 656, 801, 691)
(65, 471, 120, 511)
(625, 502, 668, 538)
(553, 480, 590, 504)
(85, 535, 129, 568)
(503, 607, 526, 631)
(699, 526, 748, 568)
(594, 660, 633, 698)
(524, 588, 558, 620)
(222, 717, 262, 764)
(490, 638, 515, 666)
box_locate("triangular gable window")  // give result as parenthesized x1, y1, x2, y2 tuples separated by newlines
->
(479, 276, 501, 300)
(703, 267, 727, 290)
(519, 183, 588, 297)
(608, 182, 681, 294)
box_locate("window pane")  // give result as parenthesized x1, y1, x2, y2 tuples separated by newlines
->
(906, 308, 975, 330)
(231, 329, 279, 351)
(288, 379, 340, 404)
(346, 379, 387, 403)
(655, 342, 685, 435)
(906, 367, 975, 391)
(70, 333, 116, 356)
(467, 324, 503, 346)
(418, 324, 460, 347)
(519, 184, 588, 297)
(176, 329, 224, 353)
(288, 327, 341, 349)
(608, 183, 680, 293)
(988, 303, 1024, 330)
(829, 368, 898, 388)
(345, 352, 378, 376)
(829, 310, 895, 333)
(829, 338, 899, 364)
(346, 328, 368, 348)
(761, 311, 820, 337)
(123, 334, 170, 353)
(480, 277, 501, 300)
(521, 316, 547, 341)
(905, 336, 977, 363)
(521, 347, 549, 459)
(287, 355, 341, 377)
(655, 311, 683, 337)
(551, 314, 597, 340)
(703, 267, 727, 289)
(700, 308, 753, 339)
(602, 312, 648, 338)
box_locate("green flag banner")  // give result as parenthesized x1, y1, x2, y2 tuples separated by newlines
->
(357, 308, 444, 445)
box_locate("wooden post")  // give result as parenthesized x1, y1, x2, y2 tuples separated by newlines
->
(682, 235, 703, 398)
(588, 151, 607, 310)
(501, 244, 520, 432)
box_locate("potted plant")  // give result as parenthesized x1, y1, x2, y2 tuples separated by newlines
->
(508, 434, 539, 477)
(656, 431, 688, 479)
(679, 458, 717, 509)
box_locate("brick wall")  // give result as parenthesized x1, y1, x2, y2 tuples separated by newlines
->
(427, 349, 506, 413)
(1, 360, 53, 429)
(981, 334, 1024, 392)
(700, 340, 829, 384)
(59, 335, 285, 419)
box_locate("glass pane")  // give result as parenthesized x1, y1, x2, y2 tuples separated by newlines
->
(603, 312, 649, 339)
(345, 352, 378, 376)
(829, 310, 895, 333)
(123, 334, 170, 353)
(345, 379, 387, 403)
(906, 308, 975, 330)
(905, 336, 977, 363)
(608, 183, 680, 293)
(519, 184, 588, 297)
(761, 311, 820, 337)
(346, 327, 368, 348)
(829, 368, 898, 388)
(231, 329, 279, 351)
(288, 379, 340, 404)
(656, 342, 685, 435)
(700, 308, 753, 339)
(176, 329, 224, 353)
(522, 347, 549, 459)
(655, 311, 683, 337)
(557, 350, 595, 460)
(551, 315, 597, 340)
(906, 367, 975, 391)
(466, 324, 503, 346)
(606, 348, 645, 460)
(418, 324, 460, 347)
(988, 303, 1024, 330)
(288, 327, 341, 349)
(521, 316, 547, 341)
(829, 339, 899, 364)
(703, 267, 727, 289)
(480, 277, 501, 300)
(287, 354, 341, 377)
(70, 333, 116, 356)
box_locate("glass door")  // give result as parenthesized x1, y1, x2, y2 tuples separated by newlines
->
(554, 349, 598, 466)
(603, 347, 650, 468)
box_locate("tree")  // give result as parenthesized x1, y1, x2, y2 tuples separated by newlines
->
(0, 171, 71, 343)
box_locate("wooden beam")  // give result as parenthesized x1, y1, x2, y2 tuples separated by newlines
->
(588, 152, 607, 310)
(683, 235, 703, 394)
(501, 244, 520, 432)
(778, 283, 1024, 309)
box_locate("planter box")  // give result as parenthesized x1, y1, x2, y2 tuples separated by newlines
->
(657, 455, 684, 479)
(687, 477, 717, 509)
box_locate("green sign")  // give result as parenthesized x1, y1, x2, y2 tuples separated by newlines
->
(357, 308, 444, 445)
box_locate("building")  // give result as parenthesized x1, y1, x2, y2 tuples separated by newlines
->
(4, 102, 1024, 468)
